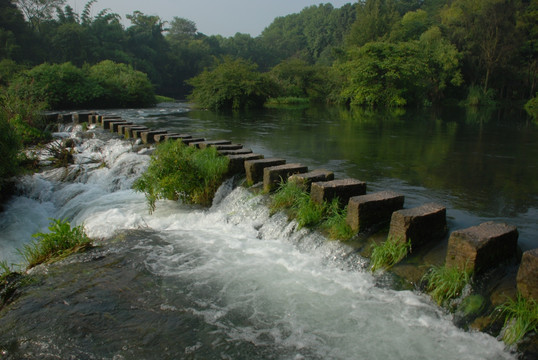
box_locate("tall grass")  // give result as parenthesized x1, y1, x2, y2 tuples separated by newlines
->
(18, 218, 92, 269)
(370, 237, 411, 272)
(497, 293, 538, 345)
(422, 264, 472, 305)
(270, 180, 354, 240)
(133, 140, 230, 212)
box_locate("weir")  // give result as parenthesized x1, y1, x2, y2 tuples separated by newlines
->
(80, 110, 537, 305)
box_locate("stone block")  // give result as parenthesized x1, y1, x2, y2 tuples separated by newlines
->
(288, 169, 334, 192)
(165, 134, 192, 141)
(76, 112, 92, 123)
(346, 191, 405, 233)
(132, 128, 150, 139)
(446, 221, 518, 274)
(213, 144, 243, 150)
(141, 130, 167, 144)
(101, 116, 121, 127)
(388, 203, 447, 248)
(517, 248, 538, 300)
(244, 158, 286, 185)
(125, 126, 148, 139)
(189, 141, 206, 148)
(227, 153, 264, 175)
(218, 148, 252, 156)
(117, 124, 137, 136)
(112, 121, 131, 133)
(181, 137, 205, 145)
(58, 113, 73, 123)
(263, 163, 308, 192)
(198, 140, 232, 149)
(310, 179, 366, 206)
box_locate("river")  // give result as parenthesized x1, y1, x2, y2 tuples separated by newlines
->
(1, 102, 535, 359)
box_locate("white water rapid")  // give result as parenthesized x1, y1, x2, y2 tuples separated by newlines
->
(0, 124, 515, 359)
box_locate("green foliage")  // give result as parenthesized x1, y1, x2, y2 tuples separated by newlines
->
(463, 85, 497, 107)
(155, 95, 175, 103)
(496, 293, 538, 345)
(133, 140, 230, 212)
(524, 94, 538, 121)
(269, 180, 354, 240)
(370, 236, 411, 272)
(0, 260, 12, 282)
(187, 57, 272, 110)
(18, 218, 92, 269)
(0, 111, 22, 185)
(422, 264, 472, 305)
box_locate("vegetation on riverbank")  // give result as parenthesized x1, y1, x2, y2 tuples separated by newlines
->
(422, 264, 473, 306)
(133, 140, 230, 212)
(497, 293, 538, 345)
(369, 236, 411, 272)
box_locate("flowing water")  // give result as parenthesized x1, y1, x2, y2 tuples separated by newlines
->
(1, 103, 535, 359)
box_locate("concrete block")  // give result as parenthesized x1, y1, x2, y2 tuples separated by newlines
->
(288, 169, 334, 192)
(117, 124, 137, 136)
(141, 130, 167, 144)
(517, 248, 538, 300)
(132, 128, 150, 139)
(227, 153, 264, 175)
(112, 121, 131, 133)
(101, 116, 121, 127)
(310, 179, 366, 206)
(346, 191, 405, 233)
(263, 163, 308, 192)
(125, 126, 148, 139)
(446, 221, 518, 274)
(244, 158, 286, 185)
(388, 203, 447, 248)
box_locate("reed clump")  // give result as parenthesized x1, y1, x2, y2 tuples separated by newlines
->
(369, 236, 411, 272)
(133, 140, 230, 212)
(18, 218, 92, 269)
(270, 180, 354, 240)
(496, 293, 538, 345)
(422, 264, 472, 305)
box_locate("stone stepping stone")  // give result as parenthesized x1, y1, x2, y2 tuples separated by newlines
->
(263, 163, 308, 192)
(446, 221, 518, 274)
(388, 203, 446, 248)
(132, 128, 151, 139)
(198, 140, 232, 149)
(517, 248, 538, 300)
(227, 153, 264, 175)
(212, 144, 243, 150)
(182, 137, 205, 145)
(125, 126, 148, 139)
(100, 116, 121, 127)
(117, 124, 139, 136)
(244, 158, 286, 185)
(288, 169, 334, 191)
(310, 179, 366, 206)
(346, 191, 405, 233)
(165, 134, 192, 141)
(112, 121, 132, 133)
(218, 148, 253, 156)
(141, 130, 168, 144)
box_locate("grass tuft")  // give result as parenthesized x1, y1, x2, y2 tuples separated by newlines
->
(370, 236, 411, 272)
(496, 293, 538, 345)
(18, 218, 92, 269)
(422, 264, 472, 305)
(133, 140, 230, 212)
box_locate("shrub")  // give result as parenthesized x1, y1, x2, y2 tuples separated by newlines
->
(133, 140, 230, 212)
(187, 57, 272, 110)
(18, 219, 92, 269)
(0, 111, 21, 186)
(370, 237, 412, 272)
(463, 85, 497, 107)
(422, 264, 472, 305)
(496, 293, 538, 345)
(524, 94, 538, 121)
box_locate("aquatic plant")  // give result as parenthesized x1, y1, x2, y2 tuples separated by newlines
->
(270, 180, 354, 240)
(422, 264, 472, 305)
(496, 293, 538, 345)
(133, 140, 229, 212)
(0, 261, 12, 282)
(18, 219, 92, 269)
(370, 236, 411, 272)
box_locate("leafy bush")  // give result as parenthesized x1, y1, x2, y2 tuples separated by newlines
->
(133, 140, 230, 212)
(524, 94, 538, 121)
(89, 60, 156, 108)
(463, 85, 497, 107)
(18, 219, 92, 269)
(0, 111, 21, 186)
(187, 57, 273, 110)
(370, 237, 412, 272)
(496, 293, 538, 345)
(422, 264, 472, 305)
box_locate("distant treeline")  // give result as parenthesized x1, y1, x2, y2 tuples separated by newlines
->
(0, 0, 537, 111)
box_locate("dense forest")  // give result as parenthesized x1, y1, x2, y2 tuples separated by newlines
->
(0, 0, 536, 110)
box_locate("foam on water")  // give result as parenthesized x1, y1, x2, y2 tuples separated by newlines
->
(0, 126, 515, 359)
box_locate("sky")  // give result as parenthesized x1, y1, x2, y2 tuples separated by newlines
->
(66, 0, 354, 37)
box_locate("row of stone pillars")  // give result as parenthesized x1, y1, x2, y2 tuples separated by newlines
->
(82, 111, 536, 302)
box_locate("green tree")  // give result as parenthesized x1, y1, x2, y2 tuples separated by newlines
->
(15, 0, 65, 31)
(187, 57, 272, 110)
(346, 0, 400, 47)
